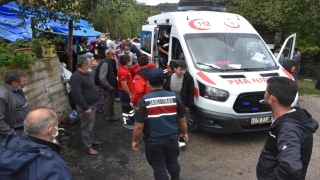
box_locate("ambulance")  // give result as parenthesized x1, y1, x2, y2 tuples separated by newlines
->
(140, 5, 298, 133)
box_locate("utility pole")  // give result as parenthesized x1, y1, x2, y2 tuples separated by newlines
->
(68, 20, 73, 72)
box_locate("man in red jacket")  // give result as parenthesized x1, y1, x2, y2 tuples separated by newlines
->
(130, 55, 156, 78)
(130, 56, 156, 107)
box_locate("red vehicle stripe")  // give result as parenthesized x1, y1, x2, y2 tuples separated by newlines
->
(281, 68, 293, 80)
(197, 71, 216, 85)
(194, 87, 199, 98)
(147, 105, 177, 115)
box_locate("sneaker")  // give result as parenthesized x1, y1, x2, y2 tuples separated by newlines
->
(122, 123, 134, 129)
(115, 98, 120, 102)
(179, 142, 186, 148)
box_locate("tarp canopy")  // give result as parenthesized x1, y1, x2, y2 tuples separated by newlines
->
(0, 2, 101, 42)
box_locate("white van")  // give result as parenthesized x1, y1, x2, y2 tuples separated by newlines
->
(140, 7, 298, 133)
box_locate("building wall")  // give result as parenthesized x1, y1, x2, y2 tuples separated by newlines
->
(0, 58, 71, 119)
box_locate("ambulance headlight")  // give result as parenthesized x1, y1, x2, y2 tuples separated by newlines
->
(198, 82, 229, 102)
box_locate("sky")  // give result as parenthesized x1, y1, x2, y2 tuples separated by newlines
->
(136, 0, 179, 6)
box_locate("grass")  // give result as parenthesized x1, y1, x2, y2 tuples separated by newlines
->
(297, 77, 320, 96)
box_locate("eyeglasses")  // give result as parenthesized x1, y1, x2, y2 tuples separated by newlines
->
(110, 53, 115, 55)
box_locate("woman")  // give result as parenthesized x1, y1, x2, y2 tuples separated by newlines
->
(92, 54, 105, 113)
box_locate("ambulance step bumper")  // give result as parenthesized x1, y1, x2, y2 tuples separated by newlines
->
(193, 106, 273, 134)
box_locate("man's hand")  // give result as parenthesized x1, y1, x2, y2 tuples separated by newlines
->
(185, 107, 190, 112)
(178, 133, 189, 143)
(132, 141, 140, 150)
(107, 86, 114, 91)
(85, 108, 92, 115)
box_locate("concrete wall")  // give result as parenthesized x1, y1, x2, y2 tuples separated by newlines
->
(0, 58, 71, 119)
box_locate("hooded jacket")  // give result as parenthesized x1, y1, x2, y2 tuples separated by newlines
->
(130, 66, 152, 105)
(163, 71, 194, 108)
(256, 108, 319, 180)
(0, 133, 72, 180)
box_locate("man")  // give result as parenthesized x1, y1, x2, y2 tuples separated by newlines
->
(94, 33, 108, 58)
(157, 27, 171, 69)
(130, 55, 155, 107)
(70, 57, 101, 155)
(95, 49, 120, 122)
(131, 38, 141, 50)
(132, 68, 188, 180)
(0, 70, 31, 141)
(117, 55, 134, 129)
(124, 45, 137, 66)
(109, 37, 121, 50)
(121, 39, 140, 57)
(292, 47, 301, 80)
(256, 77, 319, 180)
(164, 60, 194, 147)
(273, 44, 282, 59)
(130, 54, 156, 78)
(77, 36, 89, 58)
(0, 107, 72, 179)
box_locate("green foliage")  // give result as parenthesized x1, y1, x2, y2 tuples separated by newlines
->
(0, 39, 37, 68)
(226, 0, 320, 47)
(297, 78, 320, 96)
(151, 3, 178, 12)
(90, 0, 154, 39)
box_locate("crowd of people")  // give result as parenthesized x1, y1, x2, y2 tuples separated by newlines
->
(0, 31, 318, 179)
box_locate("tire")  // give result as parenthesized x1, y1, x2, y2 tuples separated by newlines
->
(186, 110, 199, 132)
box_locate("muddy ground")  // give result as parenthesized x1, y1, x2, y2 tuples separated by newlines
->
(60, 95, 320, 180)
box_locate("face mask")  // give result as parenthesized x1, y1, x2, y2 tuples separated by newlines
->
(100, 38, 106, 42)
(85, 65, 93, 73)
(165, 34, 170, 38)
(50, 126, 64, 144)
(12, 86, 22, 92)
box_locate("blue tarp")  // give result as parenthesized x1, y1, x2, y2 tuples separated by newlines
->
(0, 2, 101, 42)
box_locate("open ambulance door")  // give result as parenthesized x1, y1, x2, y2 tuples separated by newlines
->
(277, 33, 296, 73)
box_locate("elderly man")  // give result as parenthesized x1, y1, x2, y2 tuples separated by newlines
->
(70, 57, 101, 155)
(0, 107, 72, 179)
(0, 70, 31, 141)
(95, 49, 120, 122)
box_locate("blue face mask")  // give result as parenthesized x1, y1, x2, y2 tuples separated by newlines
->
(12, 86, 22, 92)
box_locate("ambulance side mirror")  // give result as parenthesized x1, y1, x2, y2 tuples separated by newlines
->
(282, 59, 296, 73)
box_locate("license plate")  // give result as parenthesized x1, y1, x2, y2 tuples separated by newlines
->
(251, 117, 273, 125)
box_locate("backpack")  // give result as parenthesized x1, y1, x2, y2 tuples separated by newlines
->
(89, 40, 98, 53)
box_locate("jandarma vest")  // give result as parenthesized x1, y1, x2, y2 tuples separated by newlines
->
(94, 59, 115, 88)
(143, 90, 179, 137)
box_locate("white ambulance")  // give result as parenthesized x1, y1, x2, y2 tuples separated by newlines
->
(140, 6, 298, 133)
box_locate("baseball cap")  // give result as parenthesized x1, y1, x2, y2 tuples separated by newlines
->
(148, 68, 165, 82)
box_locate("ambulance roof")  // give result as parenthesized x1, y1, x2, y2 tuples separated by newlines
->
(146, 11, 258, 34)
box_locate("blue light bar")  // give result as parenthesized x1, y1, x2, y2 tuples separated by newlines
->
(242, 102, 250, 106)
(166, 19, 170, 23)
(177, 6, 226, 11)
(154, 20, 157, 24)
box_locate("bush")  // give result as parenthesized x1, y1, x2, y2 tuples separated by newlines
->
(299, 46, 320, 78)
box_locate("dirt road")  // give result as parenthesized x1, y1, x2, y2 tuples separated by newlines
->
(61, 95, 320, 180)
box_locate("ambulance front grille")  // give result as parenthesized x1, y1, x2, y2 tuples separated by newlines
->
(233, 92, 271, 113)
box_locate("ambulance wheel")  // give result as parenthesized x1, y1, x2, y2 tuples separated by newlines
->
(186, 110, 199, 132)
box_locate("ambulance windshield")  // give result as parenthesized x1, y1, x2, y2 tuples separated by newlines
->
(185, 33, 277, 71)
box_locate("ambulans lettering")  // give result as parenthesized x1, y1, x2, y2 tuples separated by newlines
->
(228, 78, 269, 85)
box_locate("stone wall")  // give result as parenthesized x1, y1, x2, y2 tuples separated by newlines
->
(0, 58, 71, 119)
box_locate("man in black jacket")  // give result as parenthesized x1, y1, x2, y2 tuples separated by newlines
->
(256, 77, 319, 180)
(70, 57, 101, 155)
(164, 60, 194, 147)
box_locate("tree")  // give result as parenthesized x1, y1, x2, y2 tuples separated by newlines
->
(91, 0, 153, 39)
(225, 0, 320, 47)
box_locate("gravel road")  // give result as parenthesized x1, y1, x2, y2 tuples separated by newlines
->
(63, 95, 320, 180)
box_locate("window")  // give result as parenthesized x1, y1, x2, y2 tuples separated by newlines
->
(141, 31, 152, 54)
(171, 37, 185, 61)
